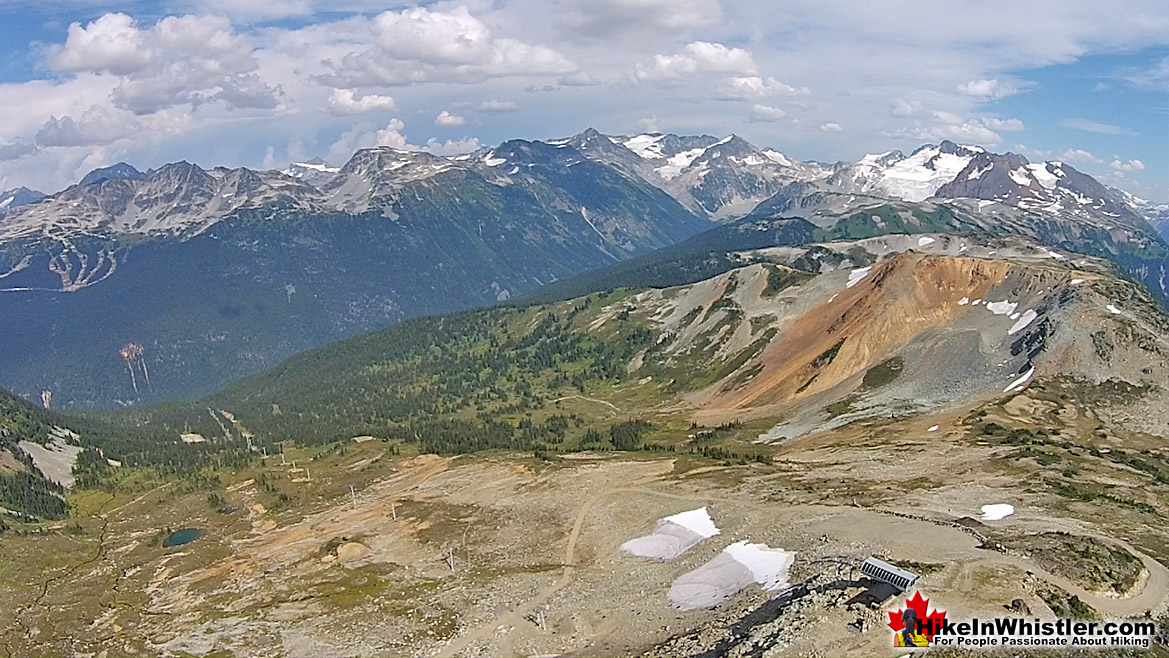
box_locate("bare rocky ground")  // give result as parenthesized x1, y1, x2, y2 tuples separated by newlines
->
(4, 387, 1168, 658)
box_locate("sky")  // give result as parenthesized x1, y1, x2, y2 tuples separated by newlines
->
(0, 0, 1166, 201)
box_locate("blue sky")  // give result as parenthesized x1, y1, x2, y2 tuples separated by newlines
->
(0, 0, 1165, 201)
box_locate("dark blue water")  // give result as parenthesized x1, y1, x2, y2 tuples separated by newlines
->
(163, 528, 203, 547)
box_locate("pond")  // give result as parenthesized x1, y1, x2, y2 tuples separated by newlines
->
(163, 528, 203, 547)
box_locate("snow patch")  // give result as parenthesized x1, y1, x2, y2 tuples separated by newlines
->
(1070, 279, 1085, 285)
(845, 266, 872, 289)
(1008, 309, 1038, 335)
(967, 165, 990, 180)
(620, 507, 719, 561)
(957, 297, 969, 306)
(623, 134, 665, 159)
(762, 149, 792, 166)
(1008, 166, 1032, 186)
(1003, 366, 1035, 393)
(980, 504, 1014, 521)
(657, 147, 708, 180)
(722, 541, 797, 591)
(927, 425, 939, 432)
(917, 236, 936, 247)
(1026, 163, 1058, 189)
(663, 507, 720, 538)
(483, 155, 506, 167)
(985, 300, 1017, 316)
(1106, 304, 1123, 315)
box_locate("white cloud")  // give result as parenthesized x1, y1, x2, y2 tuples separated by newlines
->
(956, 78, 1020, 100)
(890, 113, 1004, 146)
(715, 76, 809, 99)
(1060, 148, 1098, 163)
(558, 71, 601, 86)
(1111, 158, 1145, 172)
(422, 136, 481, 155)
(559, 0, 720, 37)
(49, 13, 153, 75)
(889, 97, 923, 117)
(327, 89, 396, 115)
(747, 104, 786, 122)
(1062, 118, 1139, 136)
(35, 105, 138, 147)
(322, 6, 575, 87)
(819, 122, 843, 133)
(478, 100, 519, 112)
(374, 118, 409, 148)
(371, 6, 492, 66)
(982, 117, 1025, 131)
(635, 41, 756, 82)
(0, 142, 38, 161)
(50, 13, 280, 115)
(435, 110, 466, 126)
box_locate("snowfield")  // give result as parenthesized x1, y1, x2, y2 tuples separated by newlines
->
(620, 507, 719, 561)
(980, 504, 1015, 521)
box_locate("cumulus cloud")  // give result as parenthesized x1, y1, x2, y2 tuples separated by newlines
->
(327, 89, 396, 115)
(0, 142, 39, 161)
(50, 13, 153, 75)
(1111, 158, 1145, 172)
(635, 41, 755, 82)
(374, 118, 409, 148)
(49, 13, 280, 115)
(747, 104, 786, 122)
(325, 118, 479, 162)
(715, 76, 809, 99)
(889, 112, 1004, 146)
(321, 6, 575, 87)
(956, 79, 1020, 100)
(819, 122, 843, 133)
(35, 106, 138, 147)
(422, 136, 481, 155)
(982, 117, 1025, 131)
(478, 100, 519, 112)
(435, 110, 466, 126)
(1060, 148, 1098, 163)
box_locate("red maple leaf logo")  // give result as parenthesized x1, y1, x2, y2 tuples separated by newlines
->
(888, 591, 947, 641)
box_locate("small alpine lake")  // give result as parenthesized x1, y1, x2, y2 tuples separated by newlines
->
(163, 528, 203, 547)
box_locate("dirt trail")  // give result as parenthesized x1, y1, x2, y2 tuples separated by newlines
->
(434, 481, 707, 657)
(960, 549, 1169, 618)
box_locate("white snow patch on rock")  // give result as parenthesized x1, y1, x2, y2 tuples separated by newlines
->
(957, 297, 969, 306)
(980, 504, 1014, 521)
(1008, 309, 1038, 335)
(621, 507, 720, 561)
(846, 266, 872, 288)
(1009, 166, 1032, 186)
(1003, 366, 1035, 393)
(917, 236, 936, 247)
(1106, 304, 1123, 315)
(927, 425, 939, 432)
(985, 300, 1017, 316)
(663, 507, 720, 538)
(623, 134, 665, 159)
(723, 541, 797, 592)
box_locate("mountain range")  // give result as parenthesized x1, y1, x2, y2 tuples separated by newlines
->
(0, 128, 1165, 408)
